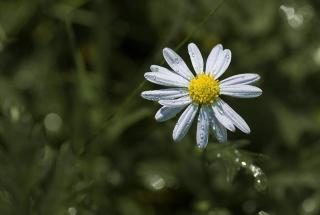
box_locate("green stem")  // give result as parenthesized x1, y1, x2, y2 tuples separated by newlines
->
(201, 149, 217, 203)
(107, 0, 226, 122)
(85, 0, 226, 146)
(65, 19, 88, 154)
(174, 0, 226, 51)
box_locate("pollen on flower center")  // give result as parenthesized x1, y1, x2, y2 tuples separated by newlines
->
(188, 74, 220, 105)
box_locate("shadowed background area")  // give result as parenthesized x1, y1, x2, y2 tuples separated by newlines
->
(0, 0, 319, 214)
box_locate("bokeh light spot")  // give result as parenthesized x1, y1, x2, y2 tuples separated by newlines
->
(44, 113, 62, 132)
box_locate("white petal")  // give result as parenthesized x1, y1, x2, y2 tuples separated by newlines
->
(211, 115, 228, 143)
(188, 43, 204, 75)
(220, 85, 262, 98)
(173, 103, 198, 141)
(220, 73, 260, 86)
(206, 44, 222, 75)
(217, 98, 250, 133)
(141, 88, 188, 101)
(159, 96, 192, 108)
(150, 65, 173, 74)
(212, 103, 235, 132)
(196, 106, 210, 148)
(213, 49, 231, 79)
(144, 72, 189, 87)
(163, 48, 194, 80)
(155, 106, 185, 122)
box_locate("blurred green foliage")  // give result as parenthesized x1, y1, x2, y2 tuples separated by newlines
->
(0, 0, 320, 214)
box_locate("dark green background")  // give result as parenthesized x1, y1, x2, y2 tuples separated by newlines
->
(0, 0, 319, 214)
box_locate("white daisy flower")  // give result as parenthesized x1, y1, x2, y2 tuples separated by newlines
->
(141, 43, 262, 148)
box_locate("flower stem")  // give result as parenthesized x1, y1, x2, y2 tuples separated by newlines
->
(85, 0, 227, 147)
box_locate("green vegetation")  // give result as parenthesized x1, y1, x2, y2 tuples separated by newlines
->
(0, 0, 319, 214)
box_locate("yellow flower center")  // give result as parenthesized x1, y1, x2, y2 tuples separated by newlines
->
(188, 74, 220, 105)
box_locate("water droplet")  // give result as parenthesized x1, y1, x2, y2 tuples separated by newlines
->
(150, 75, 156, 81)
(254, 175, 268, 191)
(174, 58, 180, 64)
(241, 161, 247, 167)
(249, 164, 262, 177)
